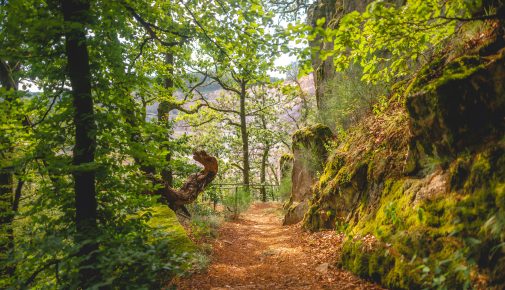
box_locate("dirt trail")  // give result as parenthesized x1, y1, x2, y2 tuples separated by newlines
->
(177, 202, 383, 290)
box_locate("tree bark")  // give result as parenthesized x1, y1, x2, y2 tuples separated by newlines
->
(62, 0, 100, 286)
(259, 98, 270, 202)
(161, 150, 218, 215)
(0, 59, 18, 278)
(260, 145, 269, 202)
(239, 81, 250, 190)
(125, 98, 156, 176)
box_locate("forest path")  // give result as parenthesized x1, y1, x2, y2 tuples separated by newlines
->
(177, 202, 383, 289)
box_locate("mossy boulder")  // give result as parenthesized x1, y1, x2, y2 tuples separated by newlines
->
(338, 145, 505, 289)
(406, 51, 505, 171)
(303, 106, 409, 231)
(291, 123, 333, 154)
(302, 35, 505, 289)
(283, 124, 333, 225)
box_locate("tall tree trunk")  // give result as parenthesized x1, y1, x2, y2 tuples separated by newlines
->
(308, 0, 337, 110)
(125, 98, 156, 176)
(0, 173, 14, 278)
(260, 145, 269, 202)
(0, 59, 18, 278)
(268, 164, 279, 186)
(62, 0, 100, 286)
(239, 81, 250, 190)
(259, 99, 270, 202)
(157, 52, 174, 186)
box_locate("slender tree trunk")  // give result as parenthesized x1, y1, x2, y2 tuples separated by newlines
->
(125, 98, 156, 176)
(62, 0, 100, 286)
(158, 52, 174, 186)
(260, 145, 269, 202)
(0, 60, 18, 278)
(239, 81, 250, 190)
(268, 164, 279, 186)
(0, 173, 14, 278)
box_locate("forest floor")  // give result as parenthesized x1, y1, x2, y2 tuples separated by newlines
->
(175, 202, 383, 289)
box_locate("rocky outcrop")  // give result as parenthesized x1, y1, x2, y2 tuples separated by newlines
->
(302, 106, 409, 230)
(307, 0, 373, 109)
(406, 50, 505, 172)
(283, 124, 333, 225)
(302, 43, 505, 288)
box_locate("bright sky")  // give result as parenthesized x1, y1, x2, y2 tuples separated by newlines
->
(270, 53, 298, 78)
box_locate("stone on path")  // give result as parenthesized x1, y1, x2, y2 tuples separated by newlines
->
(316, 262, 329, 274)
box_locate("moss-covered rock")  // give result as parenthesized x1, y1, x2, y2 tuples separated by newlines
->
(337, 146, 505, 289)
(406, 50, 505, 168)
(303, 106, 409, 231)
(279, 153, 293, 179)
(283, 124, 333, 225)
(291, 123, 334, 154)
(302, 47, 505, 288)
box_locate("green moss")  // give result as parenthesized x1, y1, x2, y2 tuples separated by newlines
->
(449, 154, 472, 191)
(425, 55, 484, 91)
(407, 50, 505, 160)
(337, 145, 505, 289)
(292, 123, 333, 150)
(319, 153, 345, 186)
(279, 153, 294, 181)
(145, 206, 197, 255)
(411, 55, 446, 91)
(280, 153, 294, 164)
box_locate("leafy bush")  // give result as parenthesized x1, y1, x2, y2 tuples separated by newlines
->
(278, 174, 292, 202)
(189, 202, 223, 241)
(222, 187, 252, 219)
(318, 65, 387, 131)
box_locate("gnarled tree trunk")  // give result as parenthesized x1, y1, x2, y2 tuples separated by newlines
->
(160, 150, 218, 216)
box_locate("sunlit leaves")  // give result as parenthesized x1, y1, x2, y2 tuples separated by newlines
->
(291, 0, 482, 85)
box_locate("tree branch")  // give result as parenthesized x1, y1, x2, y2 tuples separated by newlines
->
(31, 86, 64, 127)
(195, 89, 241, 114)
(122, 2, 185, 47)
(128, 36, 153, 73)
(180, 0, 230, 58)
(230, 162, 244, 172)
(435, 13, 502, 22)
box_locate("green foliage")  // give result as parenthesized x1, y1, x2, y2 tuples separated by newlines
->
(292, 0, 490, 86)
(189, 209, 223, 242)
(223, 188, 252, 219)
(0, 0, 288, 287)
(317, 65, 388, 130)
(278, 173, 293, 202)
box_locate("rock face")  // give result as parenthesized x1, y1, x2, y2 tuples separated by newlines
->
(307, 0, 373, 109)
(283, 124, 333, 225)
(302, 42, 505, 288)
(406, 51, 505, 172)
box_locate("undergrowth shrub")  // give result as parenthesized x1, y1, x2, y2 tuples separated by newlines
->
(318, 65, 387, 131)
(189, 202, 223, 241)
(222, 187, 252, 219)
(278, 174, 292, 202)
(93, 223, 190, 289)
